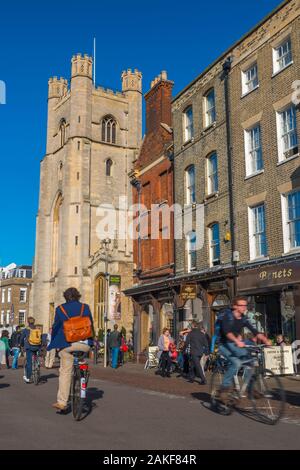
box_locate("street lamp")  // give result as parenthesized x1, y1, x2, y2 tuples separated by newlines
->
(102, 238, 111, 368)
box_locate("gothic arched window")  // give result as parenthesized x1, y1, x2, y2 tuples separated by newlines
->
(106, 159, 113, 176)
(101, 116, 117, 144)
(59, 119, 67, 147)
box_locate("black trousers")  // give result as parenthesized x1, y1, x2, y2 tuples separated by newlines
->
(189, 354, 205, 382)
(5, 350, 10, 368)
(160, 351, 172, 374)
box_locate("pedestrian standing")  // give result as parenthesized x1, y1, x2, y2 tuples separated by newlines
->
(199, 324, 211, 375)
(106, 329, 111, 366)
(185, 321, 208, 385)
(0, 330, 11, 369)
(45, 328, 56, 368)
(0, 336, 5, 368)
(157, 328, 174, 378)
(10, 326, 22, 369)
(108, 324, 121, 369)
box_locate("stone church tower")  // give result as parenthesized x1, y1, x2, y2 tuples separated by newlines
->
(31, 54, 142, 334)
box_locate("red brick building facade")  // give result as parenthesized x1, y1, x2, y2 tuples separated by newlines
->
(126, 72, 175, 352)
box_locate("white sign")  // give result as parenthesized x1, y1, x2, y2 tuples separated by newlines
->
(264, 346, 294, 375)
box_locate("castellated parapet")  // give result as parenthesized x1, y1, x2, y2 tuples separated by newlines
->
(95, 86, 125, 98)
(48, 77, 68, 99)
(71, 53, 93, 79)
(121, 68, 142, 93)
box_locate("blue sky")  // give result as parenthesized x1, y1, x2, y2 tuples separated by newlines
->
(0, 0, 283, 266)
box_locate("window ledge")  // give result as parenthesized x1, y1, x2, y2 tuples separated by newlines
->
(201, 122, 217, 134)
(277, 153, 300, 166)
(282, 248, 300, 256)
(241, 84, 260, 99)
(272, 61, 294, 78)
(182, 138, 194, 149)
(248, 256, 269, 264)
(244, 169, 264, 180)
(204, 191, 219, 202)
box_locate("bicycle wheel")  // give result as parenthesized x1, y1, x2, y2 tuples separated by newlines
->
(210, 368, 232, 415)
(250, 369, 286, 425)
(71, 368, 83, 421)
(32, 357, 40, 385)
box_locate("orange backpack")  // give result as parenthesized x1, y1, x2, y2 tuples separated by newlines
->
(59, 303, 92, 343)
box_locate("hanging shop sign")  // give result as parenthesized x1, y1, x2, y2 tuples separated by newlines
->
(180, 283, 197, 301)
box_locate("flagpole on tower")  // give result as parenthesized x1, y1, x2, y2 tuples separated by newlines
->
(93, 37, 96, 86)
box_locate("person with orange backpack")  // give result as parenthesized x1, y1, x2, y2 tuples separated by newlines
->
(48, 287, 94, 411)
(20, 317, 43, 383)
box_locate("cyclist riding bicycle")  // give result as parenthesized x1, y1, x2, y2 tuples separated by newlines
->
(216, 296, 271, 403)
(20, 317, 43, 383)
(48, 287, 94, 411)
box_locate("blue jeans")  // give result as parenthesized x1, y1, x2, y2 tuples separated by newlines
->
(12, 348, 20, 369)
(111, 347, 119, 369)
(219, 343, 251, 389)
(25, 348, 39, 380)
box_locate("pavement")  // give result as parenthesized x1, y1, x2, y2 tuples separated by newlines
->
(0, 360, 300, 450)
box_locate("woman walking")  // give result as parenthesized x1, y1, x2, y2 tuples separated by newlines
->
(0, 330, 11, 369)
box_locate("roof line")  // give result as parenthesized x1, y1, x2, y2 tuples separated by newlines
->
(172, 0, 290, 103)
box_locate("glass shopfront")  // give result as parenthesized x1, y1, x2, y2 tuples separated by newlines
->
(238, 261, 299, 343)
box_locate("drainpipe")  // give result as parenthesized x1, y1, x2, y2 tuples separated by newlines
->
(222, 57, 238, 296)
(130, 177, 142, 276)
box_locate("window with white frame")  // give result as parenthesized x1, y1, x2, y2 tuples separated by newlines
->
(0, 311, 4, 325)
(282, 190, 300, 253)
(248, 204, 267, 260)
(185, 165, 196, 204)
(273, 38, 292, 74)
(244, 124, 263, 176)
(183, 106, 193, 142)
(7, 288, 11, 303)
(19, 310, 26, 325)
(204, 89, 216, 127)
(19, 288, 27, 303)
(242, 63, 258, 95)
(209, 223, 220, 266)
(276, 105, 298, 161)
(6, 311, 10, 326)
(186, 231, 197, 272)
(207, 153, 218, 194)
(1, 289, 5, 304)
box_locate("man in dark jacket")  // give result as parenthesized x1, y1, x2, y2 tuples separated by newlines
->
(10, 326, 21, 369)
(108, 324, 121, 369)
(48, 287, 94, 411)
(185, 321, 209, 385)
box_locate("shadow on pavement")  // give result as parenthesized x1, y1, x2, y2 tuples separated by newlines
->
(0, 383, 10, 389)
(285, 390, 300, 407)
(56, 387, 104, 421)
(39, 373, 59, 384)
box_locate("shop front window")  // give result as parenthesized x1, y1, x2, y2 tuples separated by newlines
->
(245, 293, 296, 343)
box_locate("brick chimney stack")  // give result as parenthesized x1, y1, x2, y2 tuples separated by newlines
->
(144, 71, 173, 133)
